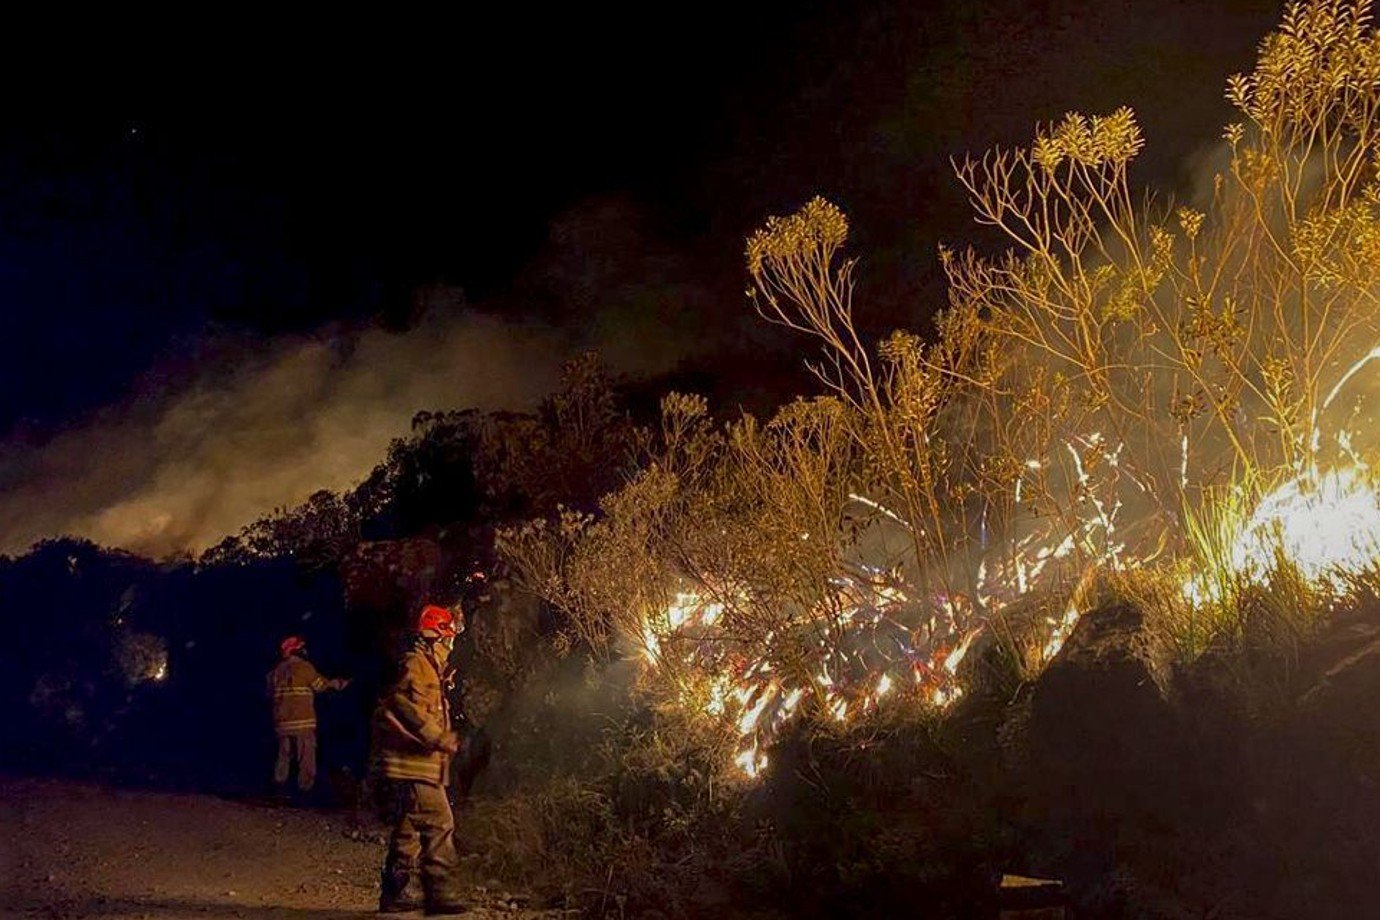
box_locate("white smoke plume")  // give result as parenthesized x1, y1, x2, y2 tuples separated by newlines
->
(0, 312, 568, 557)
(0, 197, 718, 558)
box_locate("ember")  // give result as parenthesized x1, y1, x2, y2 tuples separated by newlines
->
(639, 572, 979, 775)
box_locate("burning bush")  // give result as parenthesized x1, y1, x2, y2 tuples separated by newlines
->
(500, 2, 1380, 796)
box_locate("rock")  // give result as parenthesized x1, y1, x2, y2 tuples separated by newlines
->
(1296, 613, 1380, 761)
(1020, 601, 1179, 871)
(1271, 603, 1380, 876)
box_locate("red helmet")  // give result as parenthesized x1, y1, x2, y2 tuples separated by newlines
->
(280, 636, 307, 657)
(417, 604, 462, 637)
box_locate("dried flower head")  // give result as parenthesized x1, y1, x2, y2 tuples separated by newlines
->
(746, 196, 849, 276)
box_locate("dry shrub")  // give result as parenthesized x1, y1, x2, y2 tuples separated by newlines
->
(460, 654, 761, 916)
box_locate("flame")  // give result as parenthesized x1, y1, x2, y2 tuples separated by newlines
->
(735, 744, 767, 778)
(1042, 598, 1083, 660)
(640, 473, 1112, 778)
(1181, 347, 1380, 606)
(639, 574, 978, 776)
(943, 630, 979, 674)
(635, 343, 1380, 779)
(737, 687, 774, 735)
(706, 678, 729, 716)
(1185, 465, 1380, 605)
(1235, 468, 1380, 588)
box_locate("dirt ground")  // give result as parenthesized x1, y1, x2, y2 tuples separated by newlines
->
(0, 777, 571, 920)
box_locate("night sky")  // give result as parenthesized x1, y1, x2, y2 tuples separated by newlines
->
(0, 0, 1284, 554)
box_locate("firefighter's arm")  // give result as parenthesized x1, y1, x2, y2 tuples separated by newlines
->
(437, 664, 462, 753)
(388, 657, 450, 749)
(303, 661, 327, 692)
(303, 661, 349, 693)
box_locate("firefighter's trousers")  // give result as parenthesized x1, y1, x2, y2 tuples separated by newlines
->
(377, 779, 463, 910)
(274, 729, 317, 791)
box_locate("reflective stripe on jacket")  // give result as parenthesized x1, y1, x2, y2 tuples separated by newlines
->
(371, 640, 452, 784)
(267, 656, 336, 734)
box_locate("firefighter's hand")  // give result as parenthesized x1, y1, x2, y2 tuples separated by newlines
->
(437, 730, 462, 754)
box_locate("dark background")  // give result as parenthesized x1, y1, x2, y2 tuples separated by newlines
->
(0, 1, 1281, 438)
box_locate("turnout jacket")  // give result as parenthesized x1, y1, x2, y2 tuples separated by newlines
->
(267, 656, 346, 734)
(371, 639, 453, 784)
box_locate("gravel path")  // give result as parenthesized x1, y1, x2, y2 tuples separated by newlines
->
(0, 777, 566, 920)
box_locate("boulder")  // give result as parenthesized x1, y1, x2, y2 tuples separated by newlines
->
(1026, 601, 1175, 800)
(1013, 600, 1180, 893)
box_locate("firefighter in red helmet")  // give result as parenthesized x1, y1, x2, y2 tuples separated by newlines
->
(266, 635, 350, 798)
(371, 603, 466, 914)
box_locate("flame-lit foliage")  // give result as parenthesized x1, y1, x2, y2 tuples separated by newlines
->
(501, 0, 1380, 780)
(501, 393, 888, 773)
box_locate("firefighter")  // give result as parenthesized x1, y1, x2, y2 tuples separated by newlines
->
(267, 635, 350, 796)
(371, 604, 466, 915)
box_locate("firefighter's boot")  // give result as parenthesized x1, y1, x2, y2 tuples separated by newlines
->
(378, 868, 422, 914)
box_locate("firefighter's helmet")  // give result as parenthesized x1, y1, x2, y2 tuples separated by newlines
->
(417, 604, 463, 638)
(280, 635, 307, 657)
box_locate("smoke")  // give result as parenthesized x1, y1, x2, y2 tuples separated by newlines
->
(0, 197, 721, 558)
(0, 312, 563, 556)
